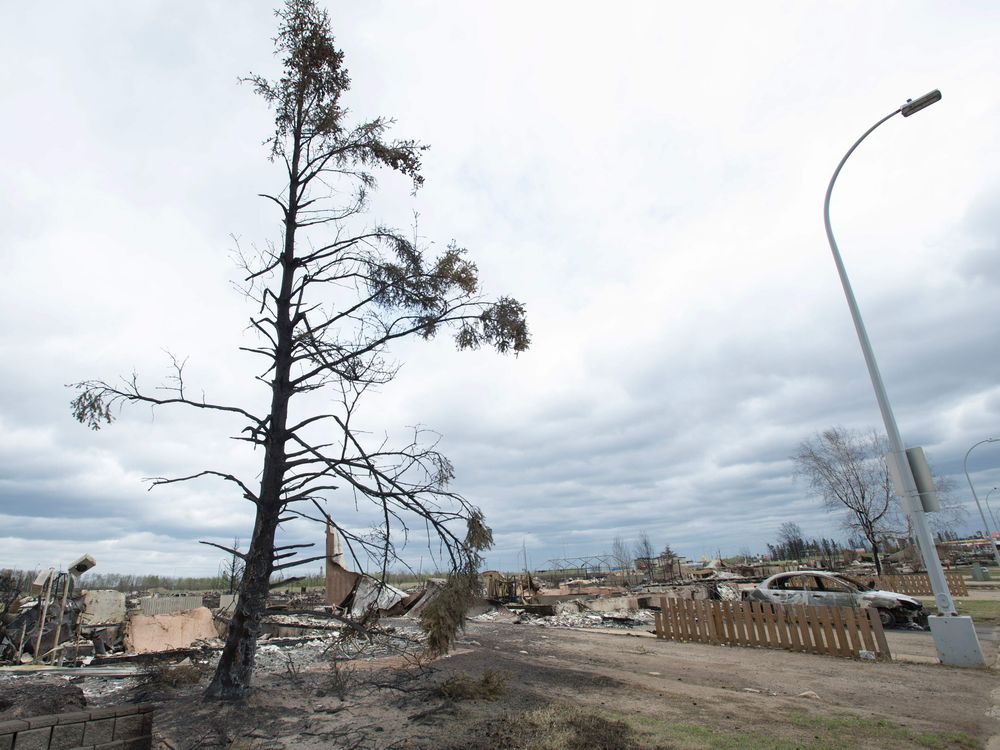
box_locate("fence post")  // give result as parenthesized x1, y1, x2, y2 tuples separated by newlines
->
(842, 607, 862, 656)
(703, 600, 718, 644)
(867, 607, 892, 661)
(742, 602, 757, 646)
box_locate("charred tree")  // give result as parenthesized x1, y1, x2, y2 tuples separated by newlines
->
(610, 535, 632, 584)
(776, 522, 807, 561)
(794, 428, 891, 575)
(71, 0, 528, 700)
(633, 532, 656, 581)
(216, 538, 244, 595)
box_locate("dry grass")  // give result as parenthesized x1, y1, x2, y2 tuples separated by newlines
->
(524, 707, 642, 750)
(437, 669, 510, 700)
(446, 705, 642, 750)
(445, 704, 981, 750)
(324, 659, 357, 701)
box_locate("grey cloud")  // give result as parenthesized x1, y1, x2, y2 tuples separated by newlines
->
(4, 3, 1000, 574)
(954, 184, 1000, 284)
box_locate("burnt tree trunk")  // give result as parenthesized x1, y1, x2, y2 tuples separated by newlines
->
(205, 144, 301, 700)
(871, 540, 883, 577)
(204, 512, 279, 698)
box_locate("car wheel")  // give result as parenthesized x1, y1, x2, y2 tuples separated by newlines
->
(876, 608, 895, 629)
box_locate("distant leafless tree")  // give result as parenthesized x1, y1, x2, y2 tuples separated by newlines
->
(777, 522, 807, 561)
(794, 428, 892, 575)
(70, 0, 528, 700)
(886, 475, 967, 545)
(633, 532, 656, 581)
(611, 535, 632, 583)
(219, 538, 244, 596)
(795, 427, 966, 575)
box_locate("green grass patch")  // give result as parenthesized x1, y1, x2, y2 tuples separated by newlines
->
(785, 712, 978, 749)
(918, 597, 1000, 625)
(456, 706, 980, 750)
(629, 716, 807, 750)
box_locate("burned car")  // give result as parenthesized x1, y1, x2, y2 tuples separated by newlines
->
(747, 570, 927, 629)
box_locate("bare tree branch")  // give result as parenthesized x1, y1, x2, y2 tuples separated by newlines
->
(272, 554, 328, 572)
(146, 470, 260, 504)
(199, 541, 248, 560)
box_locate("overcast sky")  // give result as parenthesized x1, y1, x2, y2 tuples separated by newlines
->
(2, 2, 1000, 577)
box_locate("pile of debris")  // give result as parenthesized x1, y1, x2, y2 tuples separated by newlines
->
(471, 596, 657, 631)
(526, 610, 655, 630)
(0, 542, 450, 674)
(1, 561, 104, 666)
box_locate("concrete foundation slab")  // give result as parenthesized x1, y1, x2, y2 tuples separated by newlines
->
(583, 596, 639, 613)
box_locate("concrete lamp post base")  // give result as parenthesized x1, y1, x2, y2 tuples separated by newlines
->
(928, 616, 987, 668)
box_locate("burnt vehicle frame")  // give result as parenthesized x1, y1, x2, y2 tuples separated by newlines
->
(748, 570, 927, 629)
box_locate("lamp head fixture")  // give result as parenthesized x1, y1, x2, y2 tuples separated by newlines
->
(901, 89, 942, 117)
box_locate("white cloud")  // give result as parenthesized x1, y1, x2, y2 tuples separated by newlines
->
(3, 2, 1000, 575)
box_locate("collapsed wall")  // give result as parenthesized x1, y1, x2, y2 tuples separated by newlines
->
(123, 607, 219, 654)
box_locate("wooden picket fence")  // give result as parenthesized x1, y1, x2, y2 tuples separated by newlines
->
(875, 574, 967, 597)
(654, 597, 891, 661)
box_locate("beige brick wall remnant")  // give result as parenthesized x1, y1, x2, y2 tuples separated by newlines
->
(0, 704, 153, 750)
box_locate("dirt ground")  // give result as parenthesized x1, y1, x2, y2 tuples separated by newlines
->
(1, 616, 980, 749)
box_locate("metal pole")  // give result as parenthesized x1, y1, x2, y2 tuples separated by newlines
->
(32, 571, 54, 660)
(51, 572, 73, 666)
(823, 104, 958, 616)
(963, 439, 1000, 567)
(16, 623, 27, 663)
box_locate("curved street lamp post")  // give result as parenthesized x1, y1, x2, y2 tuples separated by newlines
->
(963, 439, 1000, 567)
(824, 89, 986, 666)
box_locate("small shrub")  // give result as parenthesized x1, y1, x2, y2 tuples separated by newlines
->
(446, 705, 642, 750)
(437, 669, 509, 700)
(146, 661, 205, 689)
(326, 659, 357, 701)
(523, 706, 641, 750)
